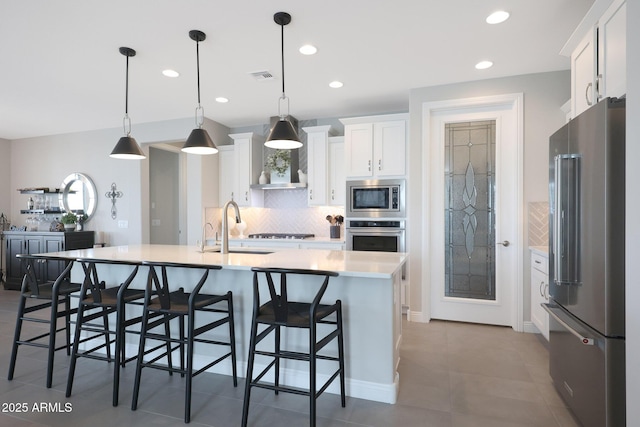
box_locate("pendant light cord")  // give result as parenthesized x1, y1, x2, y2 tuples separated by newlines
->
(125, 54, 130, 115)
(196, 39, 201, 106)
(123, 52, 131, 135)
(280, 22, 285, 98)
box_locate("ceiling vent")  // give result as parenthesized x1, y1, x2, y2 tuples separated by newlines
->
(249, 70, 275, 81)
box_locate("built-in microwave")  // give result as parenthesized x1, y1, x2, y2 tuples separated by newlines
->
(346, 179, 405, 218)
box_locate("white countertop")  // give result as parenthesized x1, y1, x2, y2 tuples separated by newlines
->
(529, 245, 549, 256)
(39, 244, 406, 279)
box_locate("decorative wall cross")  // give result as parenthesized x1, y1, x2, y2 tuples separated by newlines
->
(105, 182, 123, 219)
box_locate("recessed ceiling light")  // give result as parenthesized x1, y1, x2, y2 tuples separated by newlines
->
(215, 97, 229, 103)
(299, 44, 318, 55)
(475, 60, 493, 70)
(329, 81, 343, 89)
(486, 11, 509, 24)
(162, 69, 180, 78)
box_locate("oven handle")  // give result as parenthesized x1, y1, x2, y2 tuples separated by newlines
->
(345, 228, 405, 234)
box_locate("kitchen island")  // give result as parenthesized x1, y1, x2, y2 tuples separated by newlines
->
(39, 244, 406, 404)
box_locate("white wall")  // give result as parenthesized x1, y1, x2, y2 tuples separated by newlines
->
(9, 117, 227, 246)
(625, 0, 639, 421)
(407, 70, 569, 319)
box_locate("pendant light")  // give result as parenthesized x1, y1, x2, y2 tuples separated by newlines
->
(265, 12, 302, 149)
(110, 47, 145, 159)
(182, 30, 218, 155)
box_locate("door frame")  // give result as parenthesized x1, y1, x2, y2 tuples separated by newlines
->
(421, 93, 524, 331)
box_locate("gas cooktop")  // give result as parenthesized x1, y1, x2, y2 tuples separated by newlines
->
(247, 233, 315, 240)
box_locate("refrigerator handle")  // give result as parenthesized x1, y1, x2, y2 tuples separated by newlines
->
(553, 154, 581, 286)
(542, 304, 594, 345)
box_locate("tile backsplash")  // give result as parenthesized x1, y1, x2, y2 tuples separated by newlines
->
(205, 189, 345, 240)
(528, 201, 549, 246)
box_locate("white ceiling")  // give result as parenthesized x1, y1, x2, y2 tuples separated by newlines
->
(0, 0, 593, 140)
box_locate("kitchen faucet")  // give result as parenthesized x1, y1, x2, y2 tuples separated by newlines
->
(221, 200, 241, 254)
(199, 222, 214, 252)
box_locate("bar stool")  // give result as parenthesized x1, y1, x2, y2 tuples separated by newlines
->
(131, 261, 238, 423)
(7, 254, 79, 388)
(65, 258, 151, 406)
(242, 267, 345, 427)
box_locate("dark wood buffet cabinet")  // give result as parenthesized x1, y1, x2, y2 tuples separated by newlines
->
(3, 230, 94, 290)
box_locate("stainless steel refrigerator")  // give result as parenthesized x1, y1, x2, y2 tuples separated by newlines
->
(544, 97, 625, 427)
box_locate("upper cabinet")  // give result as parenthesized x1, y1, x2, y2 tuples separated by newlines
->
(566, 0, 626, 117)
(219, 133, 264, 208)
(218, 146, 235, 206)
(303, 126, 345, 207)
(340, 113, 408, 179)
(598, 0, 626, 100)
(328, 136, 345, 206)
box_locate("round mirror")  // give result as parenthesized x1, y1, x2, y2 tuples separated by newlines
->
(59, 173, 97, 221)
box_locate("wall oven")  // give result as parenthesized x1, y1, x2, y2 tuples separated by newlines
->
(346, 220, 405, 252)
(346, 179, 405, 218)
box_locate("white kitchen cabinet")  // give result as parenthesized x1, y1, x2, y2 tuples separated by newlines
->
(567, 0, 626, 117)
(328, 136, 345, 206)
(218, 145, 235, 206)
(302, 126, 345, 207)
(530, 249, 549, 340)
(303, 125, 334, 206)
(571, 28, 597, 116)
(340, 113, 407, 179)
(229, 132, 264, 207)
(597, 0, 626, 101)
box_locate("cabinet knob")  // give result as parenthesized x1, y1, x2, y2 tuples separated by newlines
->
(309, 189, 313, 200)
(368, 160, 371, 171)
(331, 189, 334, 200)
(245, 191, 248, 201)
(378, 159, 382, 171)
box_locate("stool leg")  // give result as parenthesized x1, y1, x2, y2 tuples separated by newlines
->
(66, 301, 87, 397)
(7, 294, 28, 381)
(164, 313, 173, 376)
(113, 304, 125, 406)
(241, 317, 259, 427)
(46, 295, 60, 388)
(131, 303, 150, 411)
(64, 296, 73, 356)
(337, 302, 346, 407)
(179, 314, 185, 378)
(185, 309, 195, 423)
(274, 325, 280, 395)
(310, 322, 317, 427)
(227, 293, 238, 386)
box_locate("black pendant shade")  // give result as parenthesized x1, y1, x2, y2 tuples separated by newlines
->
(110, 47, 145, 159)
(110, 135, 145, 159)
(183, 128, 217, 154)
(265, 12, 302, 149)
(265, 119, 301, 149)
(181, 30, 218, 155)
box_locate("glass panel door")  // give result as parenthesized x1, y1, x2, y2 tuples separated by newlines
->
(444, 121, 496, 300)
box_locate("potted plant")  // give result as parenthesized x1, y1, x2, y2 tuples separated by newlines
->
(60, 212, 77, 231)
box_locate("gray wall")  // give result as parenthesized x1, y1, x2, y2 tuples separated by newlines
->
(407, 70, 570, 318)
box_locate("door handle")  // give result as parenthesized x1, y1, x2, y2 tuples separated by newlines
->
(497, 240, 510, 247)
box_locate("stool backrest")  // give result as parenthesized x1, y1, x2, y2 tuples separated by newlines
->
(144, 262, 222, 309)
(250, 268, 339, 323)
(77, 259, 141, 303)
(18, 254, 75, 296)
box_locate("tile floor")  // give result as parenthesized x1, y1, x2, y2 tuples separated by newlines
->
(0, 287, 580, 427)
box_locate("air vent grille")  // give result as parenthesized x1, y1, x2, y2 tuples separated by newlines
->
(249, 70, 275, 81)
